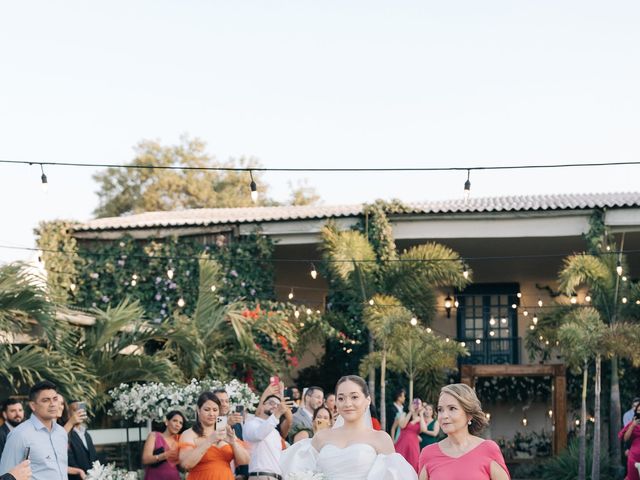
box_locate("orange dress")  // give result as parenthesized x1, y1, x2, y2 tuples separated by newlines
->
(183, 443, 235, 480)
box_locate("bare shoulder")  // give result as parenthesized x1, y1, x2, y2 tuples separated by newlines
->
(180, 428, 196, 443)
(373, 430, 395, 454)
(311, 427, 332, 449)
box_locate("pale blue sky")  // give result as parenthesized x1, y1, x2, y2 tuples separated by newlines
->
(1, 1, 640, 262)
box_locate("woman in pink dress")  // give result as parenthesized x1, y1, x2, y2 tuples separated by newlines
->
(142, 410, 186, 480)
(618, 403, 640, 480)
(419, 384, 509, 480)
(395, 398, 428, 472)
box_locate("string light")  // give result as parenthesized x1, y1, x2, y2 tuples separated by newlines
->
(462, 262, 469, 279)
(210, 285, 216, 292)
(288, 289, 294, 300)
(622, 275, 628, 282)
(585, 293, 591, 303)
(616, 261, 623, 276)
(570, 293, 577, 304)
(249, 170, 258, 203)
(368, 299, 375, 306)
(167, 268, 174, 280)
(517, 292, 522, 299)
(39, 164, 48, 192)
(548, 409, 553, 418)
(410, 317, 418, 326)
(177, 297, 186, 308)
(537, 299, 543, 307)
(454, 297, 459, 308)
(305, 308, 312, 315)
(489, 330, 495, 337)
(69, 283, 76, 292)
(463, 169, 471, 201)
(622, 297, 628, 304)
(523, 310, 529, 316)
(532, 314, 538, 325)
(310, 264, 318, 280)
(489, 317, 496, 326)
(475, 339, 481, 344)
(522, 418, 528, 427)
(426, 327, 432, 333)
(294, 310, 300, 318)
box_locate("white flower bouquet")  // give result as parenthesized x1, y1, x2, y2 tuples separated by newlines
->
(285, 472, 327, 480)
(109, 378, 258, 423)
(86, 461, 137, 480)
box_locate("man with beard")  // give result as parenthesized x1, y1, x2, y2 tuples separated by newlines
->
(0, 399, 24, 459)
(243, 385, 291, 480)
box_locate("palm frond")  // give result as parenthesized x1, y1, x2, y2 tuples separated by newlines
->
(558, 254, 612, 296)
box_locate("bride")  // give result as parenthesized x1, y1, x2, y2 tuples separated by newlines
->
(281, 375, 418, 479)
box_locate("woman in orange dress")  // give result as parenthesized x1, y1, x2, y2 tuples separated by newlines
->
(179, 392, 249, 480)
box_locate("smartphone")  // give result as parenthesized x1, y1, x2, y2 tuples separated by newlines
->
(284, 387, 293, 399)
(216, 415, 228, 431)
(235, 405, 244, 414)
(269, 375, 280, 386)
(22, 447, 30, 461)
(77, 402, 87, 412)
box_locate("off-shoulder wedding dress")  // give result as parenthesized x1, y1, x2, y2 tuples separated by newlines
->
(280, 439, 418, 480)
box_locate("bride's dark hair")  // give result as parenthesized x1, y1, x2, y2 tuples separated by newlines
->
(336, 375, 370, 397)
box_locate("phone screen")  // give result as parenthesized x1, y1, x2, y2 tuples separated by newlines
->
(77, 402, 87, 411)
(235, 405, 244, 414)
(22, 447, 30, 461)
(216, 415, 228, 431)
(269, 375, 280, 386)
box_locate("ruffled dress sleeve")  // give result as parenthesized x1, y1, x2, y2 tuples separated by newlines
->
(280, 439, 320, 477)
(368, 452, 419, 480)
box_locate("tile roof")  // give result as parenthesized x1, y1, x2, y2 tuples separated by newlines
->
(76, 191, 640, 232)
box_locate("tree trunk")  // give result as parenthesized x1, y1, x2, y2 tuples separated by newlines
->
(380, 350, 387, 431)
(609, 356, 622, 474)
(579, 362, 588, 480)
(368, 331, 375, 404)
(591, 354, 602, 480)
(409, 377, 414, 406)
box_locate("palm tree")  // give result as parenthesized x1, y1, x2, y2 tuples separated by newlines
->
(0, 264, 95, 400)
(320, 206, 470, 429)
(387, 322, 466, 403)
(554, 211, 640, 473)
(359, 294, 410, 429)
(556, 308, 608, 480)
(164, 256, 301, 384)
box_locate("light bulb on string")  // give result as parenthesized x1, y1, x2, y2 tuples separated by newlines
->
(585, 293, 591, 303)
(463, 169, 471, 201)
(517, 292, 522, 299)
(249, 170, 258, 203)
(69, 283, 76, 292)
(523, 310, 529, 317)
(454, 298, 459, 308)
(310, 264, 318, 279)
(177, 297, 186, 308)
(410, 317, 417, 326)
(306, 308, 312, 315)
(570, 293, 577, 304)
(537, 298, 543, 307)
(294, 310, 300, 319)
(40, 164, 48, 193)
(167, 268, 174, 280)
(462, 262, 469, 279)
(426, 327, 432, 333)
(622, 297, 628, 304)
(532, 314, 538, 325)
(210, 285, 216, 292)
(368, 299, 374, 306)
(288, 289, 294, 300)
(616, 261, 623, 276)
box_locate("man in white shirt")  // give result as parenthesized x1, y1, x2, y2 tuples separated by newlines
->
(244, 386, 291, 480)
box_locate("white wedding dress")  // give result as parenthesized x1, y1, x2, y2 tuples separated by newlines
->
(281, 439, 418, 480)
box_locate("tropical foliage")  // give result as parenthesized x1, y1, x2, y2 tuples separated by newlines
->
(319, 201, 470, 429)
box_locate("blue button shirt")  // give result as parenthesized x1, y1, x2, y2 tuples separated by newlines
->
(0, 414, 67, 480)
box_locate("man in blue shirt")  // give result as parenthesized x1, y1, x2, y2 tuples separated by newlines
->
(0, 380, 67, 480)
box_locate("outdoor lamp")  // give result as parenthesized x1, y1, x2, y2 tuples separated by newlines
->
(444, 293, 453, 318)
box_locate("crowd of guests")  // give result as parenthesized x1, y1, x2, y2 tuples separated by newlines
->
(7, 379, 640, 479)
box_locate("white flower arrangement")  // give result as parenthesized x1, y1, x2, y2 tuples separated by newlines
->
(109, 378, 258, 423)
(86, 460, 137, 480)
(285, 472, 327, 480)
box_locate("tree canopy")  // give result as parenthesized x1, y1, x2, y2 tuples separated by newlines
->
(93, 136, 319, 218)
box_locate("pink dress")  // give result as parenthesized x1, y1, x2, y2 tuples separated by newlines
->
(618, 422, 640, 480)
(394, 421, 421, 472)
(419, 440, 510, 479)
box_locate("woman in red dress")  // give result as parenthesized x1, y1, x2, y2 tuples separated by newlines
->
(395, 398, 428, 472)
(419, 384, 509, 480)
(619, 403, 640, 480)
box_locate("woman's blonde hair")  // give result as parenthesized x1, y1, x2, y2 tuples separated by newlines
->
(439, 383, 488, 435)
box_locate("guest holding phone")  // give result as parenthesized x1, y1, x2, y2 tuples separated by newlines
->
(290, 405, 334, 444)
(213, 388, 248, 480)
(395, 398, 428, 472)
(67, 401, 99, 480)
(142, 410, 186, 480)
(180, 392, 249, 480)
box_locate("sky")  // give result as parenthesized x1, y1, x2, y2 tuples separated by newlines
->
(1, 1, 640, 263)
